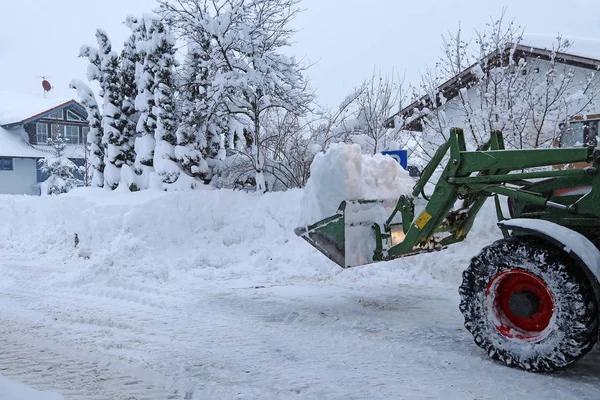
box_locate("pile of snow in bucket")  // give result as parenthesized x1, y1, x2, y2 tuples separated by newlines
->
(300, 143, 414, 225)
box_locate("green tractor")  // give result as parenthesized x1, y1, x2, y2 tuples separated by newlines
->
(295, 128, 600, 372)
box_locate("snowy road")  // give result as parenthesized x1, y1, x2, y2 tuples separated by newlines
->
(1, 258, 599, 400)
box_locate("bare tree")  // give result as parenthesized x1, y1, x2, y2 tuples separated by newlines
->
(350, 70, 407, 154)
(403, 13, 600, 166)
(217, 109, 318, 190)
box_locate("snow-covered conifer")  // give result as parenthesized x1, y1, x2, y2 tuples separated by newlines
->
(79, 45, 103, 92)
(120, 16, 140, 168)
(150, 18, 181, 184)
(174, 41, 214, 181)
(96, 29, 130, 189)
(133, 15, 157, 188)
(158, 1, 224, 181)
(69, 79, 105, 187)
(80, 30, 133, 189)
(38, 126, 82, 195)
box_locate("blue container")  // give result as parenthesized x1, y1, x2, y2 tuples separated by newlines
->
(381, 150, 408, 170)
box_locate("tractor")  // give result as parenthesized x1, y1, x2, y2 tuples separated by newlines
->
(295, 127, 600, 372)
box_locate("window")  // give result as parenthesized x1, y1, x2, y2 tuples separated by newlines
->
(586, 122, 599, 146)
(561, 121, 599, 147)
(36, 123, 48, 144)
(46, 110, 63, 120)
(0, 157, 13, 171)
(63, 125, 80, 144)
(67, 110, 85, 122)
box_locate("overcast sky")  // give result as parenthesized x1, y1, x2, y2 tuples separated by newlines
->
(1, 0, 599, 109)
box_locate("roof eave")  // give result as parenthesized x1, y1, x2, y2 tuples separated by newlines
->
(19, 100, 83, 125)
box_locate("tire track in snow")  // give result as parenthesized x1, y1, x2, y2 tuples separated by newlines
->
(0, 263, 277, 398)
(0, 330, 180, 400)
(0, 263, 187, 399)
(0, 260, 599, 399)
(0, 275, 358, 398)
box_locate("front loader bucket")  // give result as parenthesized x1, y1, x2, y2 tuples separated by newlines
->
(295, 200, 399, 268)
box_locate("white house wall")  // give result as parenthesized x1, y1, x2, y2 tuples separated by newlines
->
(0, 158, 39, 195)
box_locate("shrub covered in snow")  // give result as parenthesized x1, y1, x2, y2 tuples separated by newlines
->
(38, 134, 82, 196)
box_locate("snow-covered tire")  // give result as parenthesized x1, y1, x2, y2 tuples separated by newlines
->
(459, 235, 599, 372)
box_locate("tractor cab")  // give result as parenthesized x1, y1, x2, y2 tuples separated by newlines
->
(559, 115, 600, 148)
(553, 115, 599, 169)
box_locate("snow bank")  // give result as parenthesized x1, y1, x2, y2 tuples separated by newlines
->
(0, 376, 63, 400)
(0, 188, 337, 285)
(0, 185, 502, 290)
(300, 143, 414, 225)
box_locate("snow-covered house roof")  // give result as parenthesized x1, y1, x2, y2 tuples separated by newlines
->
(0, 91, 88, 158)
(385, 36, 600, 130)
(0, 127, 85, 158)
(0, 91, 85, 128)
(0, 127, 48, 158)
(521, 34, 600, 61)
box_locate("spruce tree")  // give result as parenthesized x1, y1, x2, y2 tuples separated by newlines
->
(81, 30, 133, 190)
(120, 16, 140, 168)
(96, 29, 129, 189)
(175, 42, 210, 180)
(151, 18, 180, 184)
(38, 126, 82, 195)
(133, 15, 157, 188)
(69, 79, 105, 187)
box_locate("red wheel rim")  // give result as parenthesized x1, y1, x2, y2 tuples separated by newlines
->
(485, 269, 555, 341)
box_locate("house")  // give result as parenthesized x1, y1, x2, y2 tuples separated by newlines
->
(384, 35, 600, 152)
(0, 91, 89, 195)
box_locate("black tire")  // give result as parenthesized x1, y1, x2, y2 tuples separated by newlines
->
(459, 235, 599, 372)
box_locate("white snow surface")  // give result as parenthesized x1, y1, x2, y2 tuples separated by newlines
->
(0, 91, 72, 126)
(0, 188, 598, 399)
(0, 376, 64, 400)
(0, 376, 63, 400)
(300, 143, 414, 225)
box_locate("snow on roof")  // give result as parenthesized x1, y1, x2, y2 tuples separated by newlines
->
(0, 90, 73, 126)
(522, 33, 600, 61)
(0, 127, 47, 157)
(0, 126, 85, 158)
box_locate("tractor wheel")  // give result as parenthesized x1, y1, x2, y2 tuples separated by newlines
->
(459, 235, 599, 372)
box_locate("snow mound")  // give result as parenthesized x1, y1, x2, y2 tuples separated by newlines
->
(0, 376, 63, 400)
(0, 186, 502, 290)
(300, 143, 414, 225)
(0, 188, 337, 285)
